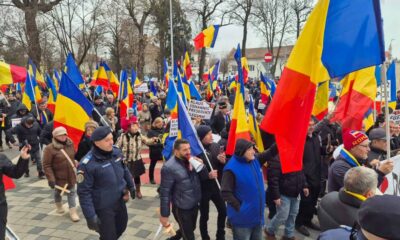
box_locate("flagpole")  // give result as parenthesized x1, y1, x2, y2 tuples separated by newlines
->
(169, 0, 174, 78)
(382, 63, 391, 159)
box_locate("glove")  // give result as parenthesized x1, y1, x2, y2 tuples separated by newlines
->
(87, 216, 101, 232)
(48, 181, 55, 189)
(129, 187, 136, 200)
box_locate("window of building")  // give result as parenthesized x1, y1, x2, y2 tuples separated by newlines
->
(249, 65, 255, 71)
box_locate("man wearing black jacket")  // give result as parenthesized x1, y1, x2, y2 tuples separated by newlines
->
(0, 145, 31, 239)
(211, 102, 230, 135)
(196, 125, 226, 240)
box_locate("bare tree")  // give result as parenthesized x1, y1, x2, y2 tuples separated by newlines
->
(11, 0, 62, 66)
(184, 0, 227, 81)
(290, 0, 313, 38)
(46, 0, 105, 67)
(253, 0, 293, 76)
(229, 0, 253, 56)
(123, 0, 154, 80)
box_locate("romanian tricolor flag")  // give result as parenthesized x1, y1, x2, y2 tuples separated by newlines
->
(387, 61, 396, 102)
(331, 66, 377, 130)
(329, 82, 338, 101)
(28, 59, 46, 88)
(193, 25, 220, 50)
(118, 70, 134, 119)
(210, 60, 220, 81)
(241, 57, 249, 84)
(54, 72, 93, 150)
(22, 73, 41, 111)
(45, 74, 58, 114)
(65, 53, 85, 86)
(0, 61, 26, 84)
(260, 72, 270, 104)
(189, 80, 202, 100)
(150, 80, 158, 98)
(226, 45, 251, 155)
(260, 0, 385, 173)
(162, 81, 179, 160)
(53, 70, 61, 91)
(103, 62, 120, 97)
(131, 68, 141, 87)
(312, 80, 329, 120)
(206, 70, 214, 101)
(183, 51, 192, 80)
(91, 62, 109, 89)
(15, 82, 22, 92)
(163, 58, 170, 89)
(176, 66, 189, 106)
(249, 96, 264, 152)
(228, 76, 236, 91)
(363, 108, 374, 132)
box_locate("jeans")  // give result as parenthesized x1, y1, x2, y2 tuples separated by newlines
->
(54, 185, 77, 208)
(266, 194, 300, 238)
(232, 225, 263, 240)
(26, 150, 42, 174)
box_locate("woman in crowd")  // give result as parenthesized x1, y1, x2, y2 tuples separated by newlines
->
(138, 103, 151, 135)
(75, 120, 98, 161)
(147, 117, 164, 184)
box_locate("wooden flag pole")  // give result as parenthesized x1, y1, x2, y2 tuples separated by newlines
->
(381, 63, 391, 159)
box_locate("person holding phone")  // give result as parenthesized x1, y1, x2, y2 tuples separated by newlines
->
(0, 145, 31, 239)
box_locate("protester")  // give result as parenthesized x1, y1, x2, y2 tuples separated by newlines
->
(77, 126, 135, 239)
(138, 103, 151, 134)
(120, 108, 138, 132)
(0, 145, 30, 239)
(6, 115, 43, 178)
(211, 102, 230, 135)
(75, 120, 98, 161)
(31, 100, 54, 128)
(318, 166, 377, 231)
(196, 125, 226, 240)
(147, 117, 164, 184)
(0, 95, 9, 152)
(159, 139, 209, 240)
(42, 127, 80, 222)
(318, 195, 400, 239)
(149, 96, 163, 123)
(327, 130, 393, 192)
(116, 121, 146, 199)
(367, 127, 387, 167)
(92, 95, 106, 123)
(39, 120, 54, 146)
(222, 139, 278, 240)
(100, 107, 119, 140)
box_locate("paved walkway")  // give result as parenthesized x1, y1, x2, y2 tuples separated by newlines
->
(4, 148, 320, 240)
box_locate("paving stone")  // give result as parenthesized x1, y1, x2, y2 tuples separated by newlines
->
(32, 213, 47, 220)
(134, 229, 151, 238)
(129, 220, 143, 228)
(35, 236, 52, 240)
(28, 226, 46, 234)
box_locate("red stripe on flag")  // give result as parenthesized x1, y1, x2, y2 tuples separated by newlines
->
(260, 67, 316, 173)
(54, 121, 84, 150)
(3, 175, 15, 191)
(315, 109, 328, 121)
(226, 118, 251, 155)
(194, 33, 205, 50)
(10, 64, 27, 83)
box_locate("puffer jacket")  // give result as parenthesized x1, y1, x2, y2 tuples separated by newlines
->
(6, 116, 41, 152)
(159, 156, 208, 217)
(42, 138, 76, 188)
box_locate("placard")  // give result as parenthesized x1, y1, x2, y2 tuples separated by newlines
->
(11, 118, 21, 128)
(169, 119, 178, 137)
(188, 100, 213, 120)
(134, 83, 149, 93)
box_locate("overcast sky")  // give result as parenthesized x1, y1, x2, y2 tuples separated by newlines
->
(209, 0, 400, 59)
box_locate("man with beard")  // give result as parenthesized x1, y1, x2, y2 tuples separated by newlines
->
(159, 139, 209, 240)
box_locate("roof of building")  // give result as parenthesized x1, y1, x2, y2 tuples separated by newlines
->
(227, 45, 294, 60)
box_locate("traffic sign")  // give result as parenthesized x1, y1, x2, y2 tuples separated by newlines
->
(264, 53, 272, 63)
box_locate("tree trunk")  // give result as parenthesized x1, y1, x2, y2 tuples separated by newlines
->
(25, 9, 41, 66)
(242, 20, 248, 57)
(198, 47, 206, 84)
(137, 31, 145, 80)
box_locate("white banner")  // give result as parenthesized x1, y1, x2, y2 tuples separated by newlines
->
(390, 110, 400, 125)
(384, 155, 400, 196)
(169, 119, 178, 137)
(188, 100, 213, 120)
(134, 83, 149, 93)
(376, 81, 391, 101)
(11, 118, 21, 128)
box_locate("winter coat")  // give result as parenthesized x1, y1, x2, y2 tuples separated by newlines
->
(198, 142, 224, 193)
(318, 189, 363, 231)
(138, 110, 151, 125)
(120, 115, 138, 132)
(116, 132, 143, 162)
(40, 121, 54, 145)
(267, 155, 307, 200)
(42, 138, 76, 188)
(149, 103, 162, 123)
(303, 134, 323, 188)
(211, 111, 230, 135)
(5, 99, 21, 123)
(10, 104, 33, 123)
(6, 116, 41, 152)
(31, 107, 54, 128)
(92, 102, 106, 123)
(366, 146, 386, 167)
(0, 155, 29, 204)
(75, 134, 92, 162)
(147, 127, 164, 161)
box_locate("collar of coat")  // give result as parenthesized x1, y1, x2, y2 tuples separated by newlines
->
(52, 137, 73, 150)
(339, 188, 364, 208)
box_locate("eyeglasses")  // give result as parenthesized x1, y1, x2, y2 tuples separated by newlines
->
(358, 144, 370, 149)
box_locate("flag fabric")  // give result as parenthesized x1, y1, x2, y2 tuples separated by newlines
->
(241, 57, 249, 84)
(65, 53, 85, 86)
(150, 80, 158, 98)
(206, 70, 214, 101)
(102, 62, 120, 96)
(329, 82, 338, 100)
(387, 61, 396, 102)
(118, 70, 134, 118)
(183, 51, 192, 80)
(248, 96, 264, 152)
(260, 0, 385, 173)
(0, 61, 26, 84)
(131, 68, 141, 87)
(176, 68, 188, 106)
(189, 80, 202, 100)
(193, 25, 220, 50)
(22, 73, 36, 111)
(375, 65, 382, 87)
(28, 59, 46, 88)
(15, 82, 22, 92)
(260, 73, 270, 103)
(53, 70, 61, 91)
(94, 86, 103, 96)
(45, 74, 58, 114)
(331, 66, 377, 131)
(265, 77, 276, 98)
(211, 60, 220, 81)
(3, 175, 15, 191)
(228, 76, 237, 91)
(163, 59, 170, 89)
(91, 62, 109, 89)
(162, 81, 179, 159)
(312, 80, 329, 120)
(363, 108, 374, 132)
(54, 72, 94, 150)
(226, 45, 251, 155)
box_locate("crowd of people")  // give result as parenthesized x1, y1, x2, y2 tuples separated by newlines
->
(0, 78, 399, 240)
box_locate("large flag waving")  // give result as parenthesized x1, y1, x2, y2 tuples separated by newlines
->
(312, 80, 329, 120)
(260, 0, 385, 173)
(331, 66, 377, 130)
(65, 53, 85, 86)
(163, 58, 170, 89)
(183, 51, 192, 80)
(193, 25, 220, 50)
(45, 74, 58, 114)
(54, 72, 94, 150)
(248, 96, 264, 152)
(118, 70, 134, 118)
(0, 61, 26, 84)
(226, 45, 251, 155)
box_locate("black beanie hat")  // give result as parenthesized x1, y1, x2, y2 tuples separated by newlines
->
(234, 139, 254, 157)
(91, 126, 112, 141)
(196, 125, 212, 141)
